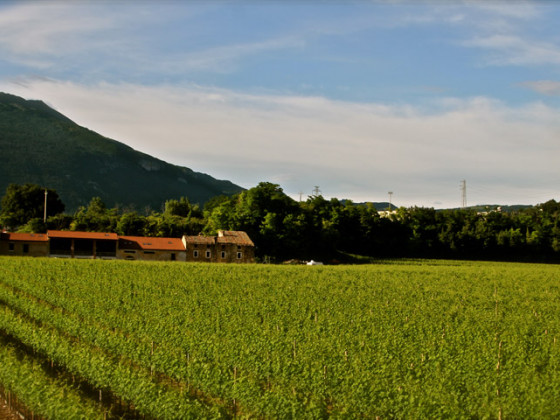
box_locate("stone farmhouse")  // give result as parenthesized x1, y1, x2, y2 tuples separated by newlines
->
(0, 230, 254, 263)
(183, 230, 255, 263)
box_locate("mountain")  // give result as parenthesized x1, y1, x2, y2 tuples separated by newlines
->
(0, 92, 244, 212)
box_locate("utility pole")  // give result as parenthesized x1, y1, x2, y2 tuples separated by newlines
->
(43, 189, 48, 222)
(298, 191, 303, 202)
(461, 180, 467, 208)
(388, 191, 393, 210)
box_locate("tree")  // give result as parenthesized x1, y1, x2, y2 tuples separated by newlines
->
(164, 197, 201, 218)
(115, 212, 146, 236)
(71, 197, 118, 232)
(0, 183, 65, 229)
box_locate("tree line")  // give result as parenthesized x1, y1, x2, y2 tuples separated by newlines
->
(1, 182, 559, 263)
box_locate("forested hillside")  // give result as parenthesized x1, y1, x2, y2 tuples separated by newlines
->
(0, 92, 243, 211)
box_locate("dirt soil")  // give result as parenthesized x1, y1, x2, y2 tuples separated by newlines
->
(0, 398, 21, 420)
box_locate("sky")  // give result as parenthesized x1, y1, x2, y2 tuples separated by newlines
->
(0, 0, 559, 208)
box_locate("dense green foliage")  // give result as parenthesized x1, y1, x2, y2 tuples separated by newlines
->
(0, 92, 243, 211)
(0, 258, 559, 418)
(0, 183, 64, 229)
(3, 181, 560, 262)
(202, 183, 560, 262)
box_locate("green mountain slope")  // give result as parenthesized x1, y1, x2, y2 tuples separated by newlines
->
(0, 92, 244, 212)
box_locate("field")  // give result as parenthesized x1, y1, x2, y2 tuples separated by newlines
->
(0, 257, 559, 419)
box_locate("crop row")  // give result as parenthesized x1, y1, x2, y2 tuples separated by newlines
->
(0, 282, 224, 418)
(1, 257, 560, 418)
(0, 331, 105, 419)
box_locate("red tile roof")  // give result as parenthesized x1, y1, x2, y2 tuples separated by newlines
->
(2, 232, 49, 242)
(48, 230, 118, 240)
(119, 236, 186, 251)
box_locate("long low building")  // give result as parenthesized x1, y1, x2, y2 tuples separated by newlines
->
(0, 230, 254, 263)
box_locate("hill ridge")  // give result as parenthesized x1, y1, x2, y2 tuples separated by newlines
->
(0, 92, 243, 211)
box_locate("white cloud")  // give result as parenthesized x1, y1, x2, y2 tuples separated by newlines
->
(520, 80, 560, 96)
(465, 35, 560, 66)
(0, 3, 119, 56)
(156, 36, 306, 74)
(2, 78, 559, 208)
(470, 2, 539, 20)
(0, 1, 307, 78)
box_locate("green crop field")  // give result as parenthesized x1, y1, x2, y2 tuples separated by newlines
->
(0, 257, 559, 419)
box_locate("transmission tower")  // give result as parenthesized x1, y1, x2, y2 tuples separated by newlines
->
(312, 186, 321, 197)
(461, 180, 467, 208)
(388, 191, 393, 210)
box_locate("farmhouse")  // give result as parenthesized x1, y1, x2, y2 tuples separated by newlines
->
(183, 230, 255, 263)
(0, 232, 49, 257)
(0, 229, 255, 263)
(118, 236, 186, 261)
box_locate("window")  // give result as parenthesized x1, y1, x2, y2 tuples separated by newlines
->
(194, 244, 198, 248)
(221, 251, 226, 259)
(193, 250, 199, 258)
(206, 250, 211, 259)
(124, 250, 136, 254)
(171, 253, 176, 261)
(143, 251, 155, 255)
(8, 243, 14, 252)
(23, 244, 29, 254)
(237, 252, 242, 259)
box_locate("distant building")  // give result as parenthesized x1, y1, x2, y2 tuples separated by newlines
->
(0, 229, 255, 263)
(0, 232, 49, 257)
(183, 230, 255, 263)
(118, 236, 186, 261)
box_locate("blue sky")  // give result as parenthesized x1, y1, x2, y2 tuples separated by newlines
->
(1, 1, 559, 208)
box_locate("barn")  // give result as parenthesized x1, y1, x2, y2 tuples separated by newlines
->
(47, 230, 118, 259)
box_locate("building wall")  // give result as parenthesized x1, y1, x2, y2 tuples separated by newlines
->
(185, 243, 215, 262)
(185, 243, 255, 263)
(117, 249, 186, 262)
(216, 243, 255, 263)
(0, 241, 49, 257)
